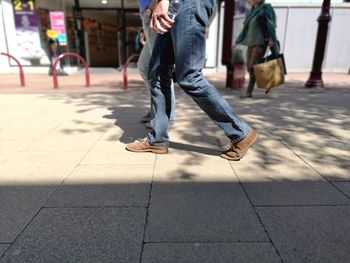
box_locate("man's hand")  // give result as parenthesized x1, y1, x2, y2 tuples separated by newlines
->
(150, 0, 174, 33)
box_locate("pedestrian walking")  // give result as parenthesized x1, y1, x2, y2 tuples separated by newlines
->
(236, 0, 279, 98)
(138, 0, 176, 125)
(127, 0, 258, 161)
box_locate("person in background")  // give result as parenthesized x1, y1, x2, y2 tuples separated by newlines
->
(138, 0, 176, 125)
(236, 0, 279, 98)
(126, 0, 258, 161)
(135, 28, 145, 54)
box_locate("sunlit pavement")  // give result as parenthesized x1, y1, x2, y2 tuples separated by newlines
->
(0, 70, 349, 262)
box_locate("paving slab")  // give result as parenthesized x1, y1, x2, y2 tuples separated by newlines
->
(309, 162, 350, 182)
(22, 135, 101, 152)
(0, 185, 57, 243)
(0, 141, 31, 162)
(0, 151, 86, 184)
(291, 144, 350, 166)
(154, 152, 233, 182)
(333, 182, 350, 198)
(146, 182, 268, 242)
(267, 131, 336, 147)
(257, 206, 350, 263)
(81, 142, 156, 165)
(98, 124, 150, 144)
(232, 164, 350, 206)
(0, 120, 62, 141)
(0, 208, 146, 263)
(41, 121, 107, 140)
(232, 139, 303, 165)
(142, 243, 281, 263)
(0, 245, 10, 258)
(46, 164, 153, 207)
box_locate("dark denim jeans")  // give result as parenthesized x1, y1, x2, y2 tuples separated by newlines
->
(147, 0, 251, 146)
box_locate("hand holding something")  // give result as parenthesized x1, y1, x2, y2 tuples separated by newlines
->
(150, 0, 174, 33)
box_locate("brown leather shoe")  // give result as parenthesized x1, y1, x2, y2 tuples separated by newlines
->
(220, 129, 258, 161)
(126, 139, 168, 154)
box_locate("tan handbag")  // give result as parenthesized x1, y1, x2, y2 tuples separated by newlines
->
(253, 54, 286, 91)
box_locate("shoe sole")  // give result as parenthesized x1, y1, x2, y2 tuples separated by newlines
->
(220, 130, 259, 161)
(125, 147, 168, 154)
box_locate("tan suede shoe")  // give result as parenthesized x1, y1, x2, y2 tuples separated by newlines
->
(126, 139, 169, 154)
(220, 129, 259, 161)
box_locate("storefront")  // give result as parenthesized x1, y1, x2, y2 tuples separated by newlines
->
(0, 0, 141, 69)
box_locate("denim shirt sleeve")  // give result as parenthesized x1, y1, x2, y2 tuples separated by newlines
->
(139, 0, 152, 16)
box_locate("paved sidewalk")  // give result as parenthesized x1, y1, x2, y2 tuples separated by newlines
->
(0, 71, 349, 262)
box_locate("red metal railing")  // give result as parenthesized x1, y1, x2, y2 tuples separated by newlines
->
(52, 52, 90, 89)
(0, 52, 25, 87)
(123, 54, 140, 91)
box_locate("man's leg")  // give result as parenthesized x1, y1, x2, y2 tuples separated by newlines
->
(137, 15, 176, 123)
(127, 32, 174, 152)
(137, 15, 158, 121)
(147, 32, 175, 146)
(172, 0, 251, 143)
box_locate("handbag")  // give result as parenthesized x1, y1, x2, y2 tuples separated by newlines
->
(253, 53, 286, 91)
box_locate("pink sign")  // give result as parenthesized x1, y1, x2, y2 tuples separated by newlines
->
(49, 11, 67, 45)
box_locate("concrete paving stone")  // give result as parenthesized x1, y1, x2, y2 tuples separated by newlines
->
(291, 144, 350, 165)
(22, 136, 100, 152)
(0, 98, 46, 120)
(0, 141, 31, 153)
(269, 131, 341, 148)
(232, 164, 350, 206)
(0, 152, 86, 184)
(257, 206, 350, 263)
(0, 141, 32, 162)
(146, 182, 268, 242)
(333, 182, 350, 198)
(309, 162, 350, 182)
(0, 245, 10, 258)
(0, 208, 146, 263)
(98, 123, 150, 143)
(233, 139, 303, 165)
(142, 242, 281, 263)
(0, 120, 61, 140)
(0, 185, 57, 243)
(98, 127, 125, 141)
(81, 142, 156, 165)
(168, 126, 221, 148)
(154, 152, 234, 182)
(166, 140, 219, 157)
(41, 121, 108, 139)
(46, 164, 153, 207)
(331, 127, 350, 143)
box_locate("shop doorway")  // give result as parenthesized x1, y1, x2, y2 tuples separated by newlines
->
(80, 8, 141, 67)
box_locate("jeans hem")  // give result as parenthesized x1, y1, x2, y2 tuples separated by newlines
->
(150, 142, 169, 147)
(229, 127, 251, 143)
(147, 136, 169, 147)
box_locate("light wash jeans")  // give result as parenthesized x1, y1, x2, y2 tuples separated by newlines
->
(147, 0, 251, 146)
(137, 14, 176, 121)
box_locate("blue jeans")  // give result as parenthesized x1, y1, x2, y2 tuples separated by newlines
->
(137, 15, 176, 121)
(147, 0, 251, 146)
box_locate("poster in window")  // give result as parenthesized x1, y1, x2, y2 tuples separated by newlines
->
(12, 0, 48, 65)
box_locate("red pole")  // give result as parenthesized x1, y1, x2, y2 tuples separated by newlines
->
(123, 54, 140, 91)
(305, 0, 331, 88)
(0, 52, 25, 87)
(52, 52, 90, 89)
